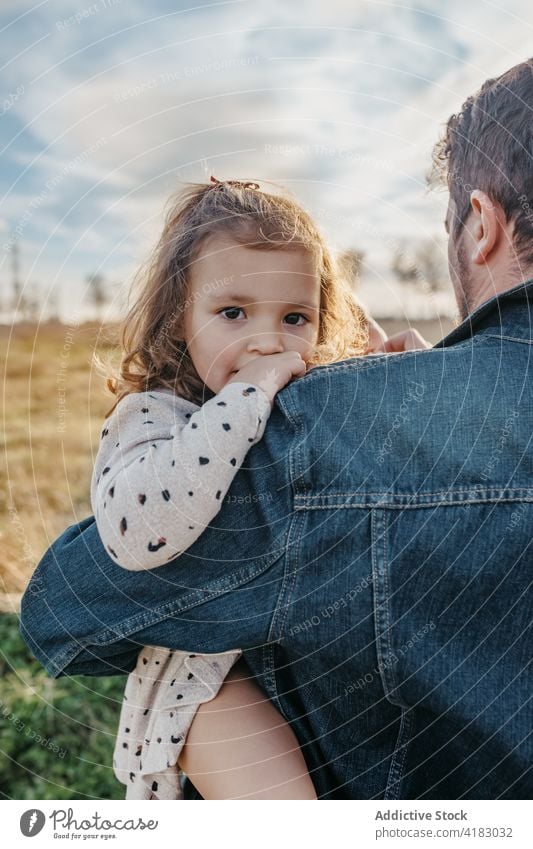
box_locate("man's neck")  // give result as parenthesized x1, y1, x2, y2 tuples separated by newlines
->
(469, 264, 533, 314)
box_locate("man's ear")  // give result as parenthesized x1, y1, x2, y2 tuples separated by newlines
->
(468, 190, 502, 264)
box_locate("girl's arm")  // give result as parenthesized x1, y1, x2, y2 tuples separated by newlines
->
(91, 382, 271, 571)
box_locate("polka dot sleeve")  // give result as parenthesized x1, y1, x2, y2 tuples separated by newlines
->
(90, 382, 272, 571)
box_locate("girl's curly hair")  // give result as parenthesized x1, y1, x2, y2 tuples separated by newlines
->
(97, 179, 367, 416)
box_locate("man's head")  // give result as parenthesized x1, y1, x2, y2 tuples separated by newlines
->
(430, 59, 533, 319)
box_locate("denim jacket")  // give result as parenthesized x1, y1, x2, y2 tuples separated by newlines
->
(20, 280, 533, 799)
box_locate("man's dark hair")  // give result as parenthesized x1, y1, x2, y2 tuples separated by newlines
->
(429, 59, 533, 263)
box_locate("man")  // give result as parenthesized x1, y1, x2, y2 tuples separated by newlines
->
(21, 60, 533, 799)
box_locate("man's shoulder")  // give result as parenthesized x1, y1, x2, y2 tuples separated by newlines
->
(282, 347, 453, 404)
(284, 336, 505, 400)
(276, 335, 525, 451)
(274, 336, 530, 496)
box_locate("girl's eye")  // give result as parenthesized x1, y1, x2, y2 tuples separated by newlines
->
(284, 313, 308, 326)
(220, 307, 245, 320)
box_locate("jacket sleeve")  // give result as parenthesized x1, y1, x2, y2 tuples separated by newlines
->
(91, 383, 271, 570)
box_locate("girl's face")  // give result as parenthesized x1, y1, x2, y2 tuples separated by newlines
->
(183, 234, 321, 394)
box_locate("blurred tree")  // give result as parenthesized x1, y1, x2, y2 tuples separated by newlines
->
(338, 249, 365, 288)
(10, 240, 29, 320)
(46, 289, 61, 323)
(23, 283, 42, 322)
(392, 240, 447, 291)
(391, 245, 418, 285)
(86, 272, 108, 321)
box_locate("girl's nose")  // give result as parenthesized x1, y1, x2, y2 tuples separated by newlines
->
(246, 332, 284, 355)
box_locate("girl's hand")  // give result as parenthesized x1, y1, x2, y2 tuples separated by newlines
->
(365, 316, 389, 353)
(364, 315, 430, 353)
(379, 329, 431, 352)
(226, 351, 306, 403)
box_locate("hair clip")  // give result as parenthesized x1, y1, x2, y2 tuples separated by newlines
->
(209, 175, 260, 190)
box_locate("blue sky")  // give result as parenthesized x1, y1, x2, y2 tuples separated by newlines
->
(1, 0, 532, 320)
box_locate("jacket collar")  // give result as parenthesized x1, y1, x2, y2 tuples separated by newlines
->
(435, 278, 533, 348)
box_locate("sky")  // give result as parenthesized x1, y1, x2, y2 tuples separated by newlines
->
(1, 0, 532, 321)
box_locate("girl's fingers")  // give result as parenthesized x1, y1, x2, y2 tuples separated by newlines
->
(364, 315, 389, 353)
(383, 329, 431, 352)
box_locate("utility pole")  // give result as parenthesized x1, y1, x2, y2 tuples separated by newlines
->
(10, 239, 27, 319)
(11, 240, 21, 303)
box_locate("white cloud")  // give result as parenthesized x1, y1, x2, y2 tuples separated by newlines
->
(1, 0, 532, 317)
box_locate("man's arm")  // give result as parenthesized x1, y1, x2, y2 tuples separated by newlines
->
(20, 403, 294, 678)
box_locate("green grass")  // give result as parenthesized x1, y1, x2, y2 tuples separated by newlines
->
(0, 613, 125, 800)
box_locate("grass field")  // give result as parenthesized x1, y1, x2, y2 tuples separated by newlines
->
(1, 323, 126, 798)
(0, 612, 125, 799)
(1, 320, 120, 606)
(1, 316, 454, 607)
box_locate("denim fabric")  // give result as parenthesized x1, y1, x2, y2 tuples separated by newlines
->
(20, 280, 533, 799)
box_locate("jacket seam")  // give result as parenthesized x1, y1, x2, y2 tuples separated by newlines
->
(482, 333, 533, 345)
(295, 487, 533, 498)
(262, 510, 304, 707)
(47, 547, 285, 676)
(372, 509, 402, 701)
(371, 509, 411, 798)
(384, 709, 413, 799)
(295, 495, 533, 509)
(261, 388, 304, 706)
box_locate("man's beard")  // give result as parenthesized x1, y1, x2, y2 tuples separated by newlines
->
(455, 239, 473, 321)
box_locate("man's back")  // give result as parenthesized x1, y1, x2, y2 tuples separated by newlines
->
(243, 284, 531, 798)
(20, 282, 533, 798)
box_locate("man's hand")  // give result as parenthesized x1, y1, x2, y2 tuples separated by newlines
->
(226, 351, 307, 403)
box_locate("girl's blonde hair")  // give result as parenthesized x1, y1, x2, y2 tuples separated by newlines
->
(100, 179, 367, 416)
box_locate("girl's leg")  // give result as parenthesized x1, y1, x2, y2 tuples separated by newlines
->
(178, 659, 316, 799)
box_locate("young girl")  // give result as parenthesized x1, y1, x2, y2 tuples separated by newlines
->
(91, 176, 368, 800)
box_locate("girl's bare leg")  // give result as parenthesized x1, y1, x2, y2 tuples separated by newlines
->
(178, 659, 316, 799)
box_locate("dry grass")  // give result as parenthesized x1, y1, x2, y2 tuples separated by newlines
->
(1, 316, 453, 609)
(1, 321, 120, 606)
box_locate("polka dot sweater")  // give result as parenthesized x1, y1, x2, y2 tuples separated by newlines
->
(113, 645, 240, 800)
(91, 381, 271, 571)
(90, 380, 271, 799)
